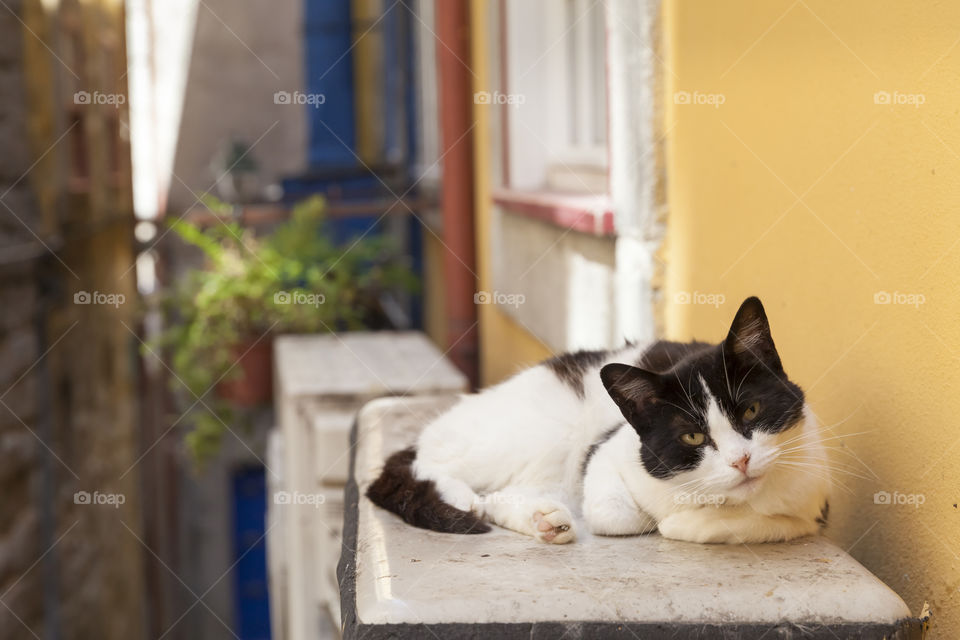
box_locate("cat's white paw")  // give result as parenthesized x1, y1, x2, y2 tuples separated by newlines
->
(659, 509, 822, 544)
(657, 511, 733, 544)
(532, 505, 576, 544)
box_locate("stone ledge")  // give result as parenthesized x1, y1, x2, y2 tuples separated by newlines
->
(338, 396, 923, 640)
(275, 332, 468, 400)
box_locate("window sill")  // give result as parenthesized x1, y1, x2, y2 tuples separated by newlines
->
(492, 189, 615, 237)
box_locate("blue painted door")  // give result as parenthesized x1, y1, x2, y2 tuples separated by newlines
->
(232, 467, 271, 640)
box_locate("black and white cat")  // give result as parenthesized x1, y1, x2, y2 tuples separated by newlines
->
(368, 297, 830, 544)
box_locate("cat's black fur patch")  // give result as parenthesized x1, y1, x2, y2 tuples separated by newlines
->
(544, 348, 609, 398)
(601, 297, 805, 480)
(581, 422, 626, 476)
(366, 447, 490, 534)
(636, 340, 713, 372)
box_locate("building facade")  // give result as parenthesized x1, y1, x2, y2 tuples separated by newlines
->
(1, 0, 145, 638)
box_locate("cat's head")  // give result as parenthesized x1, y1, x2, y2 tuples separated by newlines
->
(600, 296, 806, 504)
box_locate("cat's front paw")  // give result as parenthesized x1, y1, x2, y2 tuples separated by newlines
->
(657, 511, 734, 544)
(532, 505, 576, 544)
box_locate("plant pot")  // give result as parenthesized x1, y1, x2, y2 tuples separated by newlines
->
(216, 338, 274, 407)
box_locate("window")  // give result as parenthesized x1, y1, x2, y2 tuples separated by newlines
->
(503, 0, 609, 195)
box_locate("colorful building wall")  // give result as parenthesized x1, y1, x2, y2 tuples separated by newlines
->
(663, 0, 957, 632)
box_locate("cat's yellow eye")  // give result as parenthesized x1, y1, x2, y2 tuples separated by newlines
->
(680, 432, 705, 446)
(742, 401, 760, 421)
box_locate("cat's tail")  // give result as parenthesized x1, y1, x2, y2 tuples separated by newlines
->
(365, 447, 491, 534)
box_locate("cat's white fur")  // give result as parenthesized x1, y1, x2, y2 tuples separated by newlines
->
(412, 342, 830, 544)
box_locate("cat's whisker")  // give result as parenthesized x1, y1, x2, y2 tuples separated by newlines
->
(672, 472, 732, 496)
(679, 370, 699, 417)
(779, 461, 873, 482)
(721, 343, 734, 402)
(672, 475, 707, 488)
(779, 418, 868, 441)
(661, 400, 700, 423)
(662, 350, 701, 418)
(776, 463, 853, 494)
(734, 362, 759, 404)
(810, 447, 885, 482)
(782, 443, 875, 468)
(780, 449, 864, 465)
(813, 406, 864, 432)
(675, 478, 718, 492)
(780, 454, 868, 475)
(672, 476, 715, 492)
(777, 460, 869, 486)
(778, 430, 874, 451)
(776, 407, 867, 448)
(777, 425, 874, 449)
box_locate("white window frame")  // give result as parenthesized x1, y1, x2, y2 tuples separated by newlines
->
(504, 0, 609, 195)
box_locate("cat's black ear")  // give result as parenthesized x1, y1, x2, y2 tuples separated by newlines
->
(600, 363, 661, 424)
(724, 296, 783, 370)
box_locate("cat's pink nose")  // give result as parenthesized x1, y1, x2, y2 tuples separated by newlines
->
(731, 454, 750, 474)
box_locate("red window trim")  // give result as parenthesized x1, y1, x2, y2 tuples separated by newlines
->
(492, 189, 616, 237)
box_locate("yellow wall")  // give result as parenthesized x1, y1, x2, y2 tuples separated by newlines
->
(352, 0, 383, 164)
(664, 0, 958, 632)
(422, 232, 448, 348)
(471, 0, 552, 386)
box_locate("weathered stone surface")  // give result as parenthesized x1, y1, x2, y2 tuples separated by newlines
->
(275, 332, 468, 399)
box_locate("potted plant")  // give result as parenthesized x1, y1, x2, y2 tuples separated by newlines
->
(153, 195, 417, 463)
